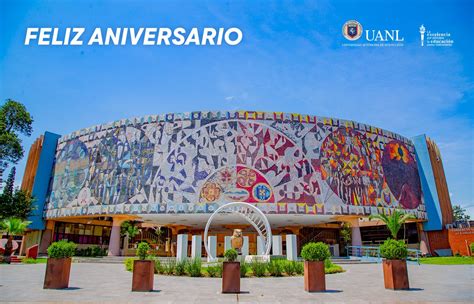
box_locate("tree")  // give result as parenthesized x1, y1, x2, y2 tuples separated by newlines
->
(453, 205, 471, 222)
(121, 221, 140, 238)
(0, 217, 31, 263)
(369, 209, 415, 240)
(340, 222, 352, 244)
(0, 167, 35, 220)
(0, 99, 34, 183)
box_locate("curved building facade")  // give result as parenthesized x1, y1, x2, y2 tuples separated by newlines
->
(46, 110, 425, 219)
(20, 110, 453, 257)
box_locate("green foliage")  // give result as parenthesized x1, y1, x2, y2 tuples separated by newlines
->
(324, 258, 334, 268)
(224, 248, 238, 262)
(47, 240, 77, 258)
(325, 264, 345, 274)
(419, 256, 474, 265)
(0, 99, 33, 137)
(154, 259, 163, 274)
(3, 167, 15, 198)
(250, 260, 267, 277)
(340, 222, 352, 243)
(294, 261, 304, 275)
(185, 258, 202, 277)
(267, 260, 283, 276)
(75, 246, 107, 257)
(282, 260, 296, 276)
(470, 243, 474, 256)
(136, 242, 150, 260)
(453, 205, 471, 221)
(121, 221, 140, 238)
(379, 239, 408, 260)
(0, 168, 35, 220)
(124, 257, 136, 271)
(163, 261, 176, 275)
(369, 209, 415, 239)
(21, 257, 47, 264)
(240, 262, 249, 277)
(300, 242, 331, 261)
(175, 260, 186, 275)
(206, 264, 221, 277)
(0, 99, 34, 165)
(0, 217, 31, 235)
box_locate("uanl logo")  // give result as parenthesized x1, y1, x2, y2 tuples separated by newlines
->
(342, 20, 363, 41)
(342, 20, 404, 46)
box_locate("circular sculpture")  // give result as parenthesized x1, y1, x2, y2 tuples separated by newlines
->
(204, 202, 272, 260)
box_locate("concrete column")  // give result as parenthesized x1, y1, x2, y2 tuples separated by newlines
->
(207, 236, 217, 262)
(191, 235, 202, 259)
(123, 234, 130, 256)
(39, 220, 55, 255)
(286, 234, 297, 261)
(108, 217, 127, 256)
(224, 236, 232, 252)
(176, 234, 188, 262)
(272, 235, 282, 255)
(241, 236, 249, 257)
(351, 222, 362, 247)
(419, 225, 430, 255)
(257, 235, 265, 255)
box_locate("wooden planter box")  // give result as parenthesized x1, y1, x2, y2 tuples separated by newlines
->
(222, 262, 240, 293)
(383, 259, 409, 290)
(132, 260, 154, 292)
(304, 260, 326, 292)
(43, 258, 72, 289)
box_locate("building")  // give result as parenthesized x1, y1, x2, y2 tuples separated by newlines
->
(18, 110, 455, 257)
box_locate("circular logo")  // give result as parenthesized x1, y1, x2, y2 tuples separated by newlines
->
(342, 20, 363, 41)
(253, 183, 272, 202)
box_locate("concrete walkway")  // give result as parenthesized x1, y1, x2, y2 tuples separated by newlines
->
(0, 263, 472, 303)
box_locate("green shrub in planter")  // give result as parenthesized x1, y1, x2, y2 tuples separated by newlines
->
(250, 260, 267, 277)
(300, 242, 331, 261)
(175, 260, 186, 275)
(379, 239, 408, 260)
(136, 242, 150, 260)
(47, 241, 77, 258)
(224, 248, 238, 262)
(185, 258, 202, 277)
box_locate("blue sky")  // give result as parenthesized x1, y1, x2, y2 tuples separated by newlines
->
(1, 0, 473, 215)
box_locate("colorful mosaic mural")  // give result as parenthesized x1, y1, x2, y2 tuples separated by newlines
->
(45, 111, 426, 219)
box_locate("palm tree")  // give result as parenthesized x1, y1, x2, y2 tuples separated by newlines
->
(369, 209, 415, 240)
(1, 218, 31, 263)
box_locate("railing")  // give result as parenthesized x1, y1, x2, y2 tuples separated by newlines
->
(346, 245, 421, 264)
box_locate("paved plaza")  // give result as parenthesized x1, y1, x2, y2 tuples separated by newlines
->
(0, 262, 472, 303)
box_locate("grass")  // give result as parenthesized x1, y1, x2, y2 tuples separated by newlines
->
(123, 258, 345, 276)
(22, 257, 48, 264)
(419, 256, 474, 265)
